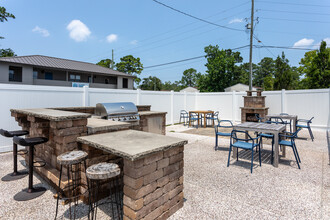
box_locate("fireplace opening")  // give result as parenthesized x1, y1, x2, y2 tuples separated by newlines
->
(246, 113, 258, 122)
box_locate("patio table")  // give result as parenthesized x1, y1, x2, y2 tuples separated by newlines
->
(189, 110, 214, 128)
(233, 122, 286, 167)
(266, 114, 298, 132)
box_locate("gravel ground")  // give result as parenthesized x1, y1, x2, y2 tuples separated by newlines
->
(0, 125, 329, 219)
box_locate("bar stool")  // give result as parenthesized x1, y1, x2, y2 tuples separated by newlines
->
(55, 150, 89, 220)
(0, 129, 29, 181)
(86, 162, 122, 220)
(12, 136, 48, 201)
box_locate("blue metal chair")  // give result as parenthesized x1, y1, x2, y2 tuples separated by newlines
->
(296, 117, 314, 141)
(255, 113, 264, 122)
(189, 112, 203, 128)
(280, 113, 292, 133)
(227, 130, 261, 173)
(206, 111, 219, 127)
(260, 117, 286, 164)
(179, 110, 189, 125)
(279, 128, 302, 169)
(214, 120, 233, 151)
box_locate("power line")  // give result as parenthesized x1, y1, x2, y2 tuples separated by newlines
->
(255, 45, 314, 51)
(152, 0, 245, 32)
(260, 9, 330, 16)
(256, 0, 330, 8)
(259, 17, 330, 24)
(144, 45, 250, 69)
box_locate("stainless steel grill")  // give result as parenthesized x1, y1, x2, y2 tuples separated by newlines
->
(95, 102, 140, 122)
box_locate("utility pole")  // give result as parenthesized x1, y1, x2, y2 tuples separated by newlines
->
(248, 0, 254, 91)
(111, 49, 114, 69)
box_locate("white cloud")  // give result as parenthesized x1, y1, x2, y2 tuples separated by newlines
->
(322, 38, 330, 47)
(66, 20, 91, 42)
(32, 26, 50, 37)
(106, 34, 118, 43)
(130, 40, 138, 45)
(229, 18, 243, 24)
(293, 38, 314, 48)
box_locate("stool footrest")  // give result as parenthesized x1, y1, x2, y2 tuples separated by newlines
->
(33, 160, 46, 168)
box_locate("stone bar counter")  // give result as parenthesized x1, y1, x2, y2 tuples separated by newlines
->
(77, 130, 187, 220)
(10, 108, 92, 187)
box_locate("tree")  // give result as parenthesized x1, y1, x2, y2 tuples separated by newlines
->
(96, 59, 114, 69)
(139, 76, 162, 91)
(180, 68, 199, 87)
(199, 45, 243, 92)
(299, 41, 330, 89)
(0, 48, 16, 57)
(0, 6, 15, 39)
(273, 52, 298, 90)
(235, 62, 257, 85)
(115, 55, 143, 84)
(253, 57, 275, 90)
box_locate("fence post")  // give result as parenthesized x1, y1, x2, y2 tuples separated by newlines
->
(136, 89, 141, 105)
(281, 89, 286, 113)
(232, 91, 236, 122)
(170, 90, 174, 125)
(83, 85, 89, 107)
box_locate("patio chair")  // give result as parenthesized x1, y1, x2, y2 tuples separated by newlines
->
(206, 111, 219, 127)
(255, 113, 264, 122)
(214, 120, 233, 151)
(265, 117, 285, 125)
(179, 110, 189, 125)
(296, 117, 314, 141)
(279, 128, 302, 169)
(280, 113, 292, 133)
(189, 112, 203, 128)
(227, 130, 261, 173)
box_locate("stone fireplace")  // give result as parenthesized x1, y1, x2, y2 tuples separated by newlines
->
(241, 90, 268, 122)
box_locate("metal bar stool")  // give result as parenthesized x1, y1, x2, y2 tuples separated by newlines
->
(12, 136, 48, 201)
(0, 129, 29, 181)
(55, 150, 89, 220)
(86, 162, 122, 220)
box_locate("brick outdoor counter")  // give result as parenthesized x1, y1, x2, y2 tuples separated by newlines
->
(77, 130, 188, 220)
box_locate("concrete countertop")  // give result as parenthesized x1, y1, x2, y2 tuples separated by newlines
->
(87, 118, 130, 134)
(139, 111, 167, 116)
(77, 130, 187, 161)
(11, 108, 91, 121)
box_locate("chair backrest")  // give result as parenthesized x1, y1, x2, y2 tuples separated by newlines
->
(255, 114, 263, 122)
(190, 112, 198, 118)
(309, 117, 314, 123)
(267, 117, 285, 124)
(180, 110, 188, 115)
(217, 119, 233, 128)
(230, 130, 256, 144)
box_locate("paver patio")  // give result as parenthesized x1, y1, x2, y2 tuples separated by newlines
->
(0, 124, 329, 219)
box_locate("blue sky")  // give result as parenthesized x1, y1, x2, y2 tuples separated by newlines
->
(1, 0, 329, 83)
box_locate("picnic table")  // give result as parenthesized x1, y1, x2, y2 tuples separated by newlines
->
(234, 122, 286, 167)
(189, 110, 214, 128)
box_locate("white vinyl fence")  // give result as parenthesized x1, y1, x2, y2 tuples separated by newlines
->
(0, 83, 329, 151)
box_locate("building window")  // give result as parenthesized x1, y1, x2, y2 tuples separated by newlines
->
(69, 74, 81, 82)
(33, 70, 38, 79)
(123, 78, 128, 88)
(9, 66, 22, 82)
(45, 72, 53, 80)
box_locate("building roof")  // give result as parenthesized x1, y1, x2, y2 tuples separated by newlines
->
(180, 86, 199, 92)
(0, 55, 134, 78)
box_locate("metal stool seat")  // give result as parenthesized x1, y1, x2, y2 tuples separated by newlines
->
(86, 162, 122, 220)
(12, 136, 48, 201)
(0, 129, 29, 181)
(55, 150, 89, 220)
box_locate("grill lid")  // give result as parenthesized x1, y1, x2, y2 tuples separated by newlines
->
(96, 102, 138, 117)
